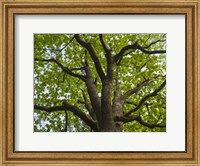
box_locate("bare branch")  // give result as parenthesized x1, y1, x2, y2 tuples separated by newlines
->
(34, 36, 74, 56)
(120, 77, 159, 101)
(99, 34, 111, 55)
(55, 36, 75, 56)
(137, 45, 166, 54)
(141, 34, 151, 47)
(115, 115, 166, 129)
(34, 105, 65, 113)
(79, 90, 97, 121)
(70, 67, 85, 71)
(64, 110, 68, 132)
(78, 100, 92, 113)
(74, 34, 105, 81)
(144, 39, 166, 49)
(114, 41, 166, 63)
(125, 80, 166, 116)
(34, 104, 98, 131)
(34, 58, 86, 81)
(83, 61, 101, 125)
(114, 41, 138, 63)
(136, 116, 166, 129)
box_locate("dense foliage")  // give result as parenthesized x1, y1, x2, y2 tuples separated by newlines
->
(34, 34, 166, 132)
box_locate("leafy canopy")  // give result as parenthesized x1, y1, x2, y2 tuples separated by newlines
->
(34, 34, 166, 132)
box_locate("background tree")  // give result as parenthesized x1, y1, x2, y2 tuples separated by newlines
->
(34, 34, 166, 132)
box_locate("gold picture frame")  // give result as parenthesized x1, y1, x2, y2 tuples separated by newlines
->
(0, 0, 199, 165)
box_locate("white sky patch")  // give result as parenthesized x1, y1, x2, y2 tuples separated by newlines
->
(128, 41, 132, 45)
(56, 92, 72, 100)
(41, 120, 50, 127)
(141, 66, 147, 72)
(126, 72, 132, 76)
(60, 115, 65, 121)
(34, 94, 38, 99)
(34, 113, 38, 119)
(111, 51, 116, 55)
(57, 89, 62, 93)
(43, 87, 49, 94)
(115, 36, 119, 40)
(57, 96, 65, 100)
(126, 55, 132, 58)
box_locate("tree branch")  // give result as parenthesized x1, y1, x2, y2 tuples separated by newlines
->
(125, 80, 166, 116)
(34, 58, 86, 81)
(83, 61, 101, 126)
(64, 110, 68, 132)
(34, 104, 98, 131)
(78, 90, 97, 121)
(135, 116, 166, 129)
(137, 45, 166, 54)
(70, 67, 85, 71)
(120, 76, 159, 101)
(34, 105, 65, 113)
(114, 41, 166, 63)
(99, 34, 115, 79)
(141, 34, 151, 47)
(115, 115, 165, 129)
(78, 100, 92, 113)
(55, 36, 75, 56)
(99, 34, 111, 55)
(114, 41, 138, 63)
(143, 39, 166, 49)
(74, 34, 105, 81)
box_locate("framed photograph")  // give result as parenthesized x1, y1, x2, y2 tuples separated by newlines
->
(0, 0, 199, 165)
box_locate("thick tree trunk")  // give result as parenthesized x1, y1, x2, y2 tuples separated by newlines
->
(100, 79, 115, 132)
(100, 81, 124, 132)
(112, 100, 124, 132)
(112, 68, 124, 132)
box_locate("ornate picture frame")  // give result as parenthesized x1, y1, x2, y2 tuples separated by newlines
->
(0, 0, 199, 165)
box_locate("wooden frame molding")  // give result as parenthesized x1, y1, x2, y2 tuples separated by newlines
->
(0, 0, 199, 165)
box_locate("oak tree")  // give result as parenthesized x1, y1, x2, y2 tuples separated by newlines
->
(34, 34, 166, 132)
